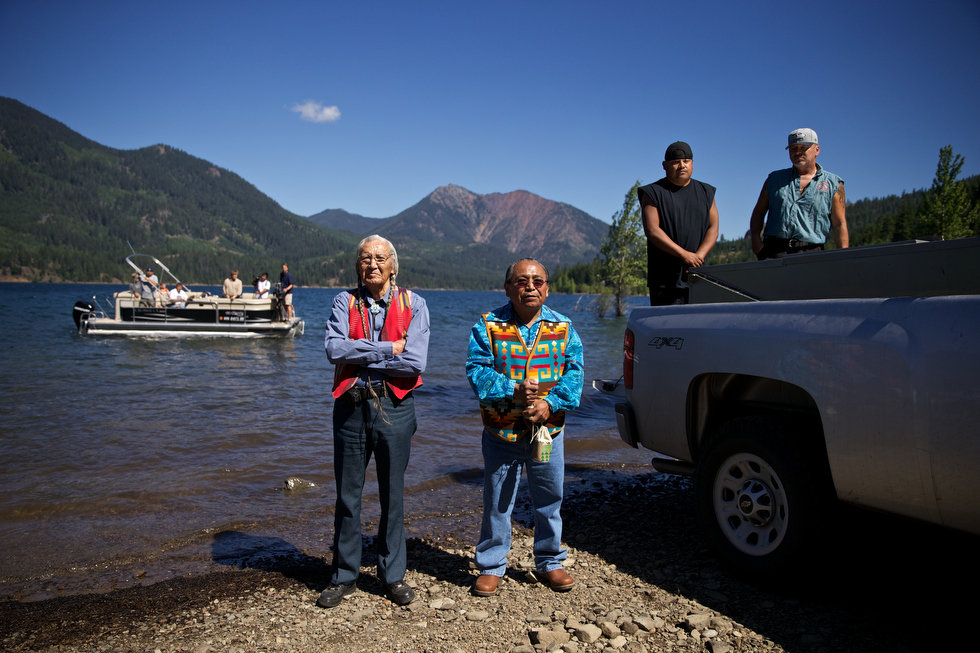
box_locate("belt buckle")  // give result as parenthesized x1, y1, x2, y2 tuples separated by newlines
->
(347, 383, 383, 404)
(788, 238, 802, 248)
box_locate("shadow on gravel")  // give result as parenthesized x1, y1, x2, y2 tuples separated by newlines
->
(547, 466, 974, 653)
(210, 530, 478, 595)
(212, 530, 331, 591)
(0, 569, 293, 650)
(406, 537, 475, 588)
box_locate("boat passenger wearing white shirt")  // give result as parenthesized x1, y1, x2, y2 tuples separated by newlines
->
(255, 273, 271, 298)
(169, 282, 188, 308)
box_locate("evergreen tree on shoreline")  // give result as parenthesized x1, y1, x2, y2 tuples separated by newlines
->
(596, 181, 646, 316)
(916, 145, 978, 240)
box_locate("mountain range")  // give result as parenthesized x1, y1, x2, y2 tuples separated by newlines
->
(4, 96, 975, 289)
(310, 185, 604, 265)
(0, 97, 607, 288)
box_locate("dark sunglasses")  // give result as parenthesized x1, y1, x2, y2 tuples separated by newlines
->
(511, 277, 547, 289)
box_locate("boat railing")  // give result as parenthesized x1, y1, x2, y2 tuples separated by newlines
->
(113, 291, 283, 324)
(88, 294, 112, 319)
(183, 295, 221, 323)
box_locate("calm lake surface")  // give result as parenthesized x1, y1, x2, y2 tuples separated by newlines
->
(0, 282, 652, 600)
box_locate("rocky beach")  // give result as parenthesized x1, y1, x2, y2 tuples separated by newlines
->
(2, 466, 973, 652)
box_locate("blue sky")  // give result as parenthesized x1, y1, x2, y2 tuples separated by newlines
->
(2, 0, 978, 240)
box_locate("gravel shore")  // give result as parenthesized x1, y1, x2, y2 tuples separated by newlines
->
(1, 467, 972, 652)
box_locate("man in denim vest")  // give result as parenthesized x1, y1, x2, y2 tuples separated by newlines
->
(750, 128, 849, 259)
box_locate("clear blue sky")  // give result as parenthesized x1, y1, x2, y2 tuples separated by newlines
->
(2, 0, 978, 240)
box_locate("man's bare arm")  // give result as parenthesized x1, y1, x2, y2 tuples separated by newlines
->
(749, 183, 769, 255)
(831, 183, 848, 249)
(694, 198, 720, 263)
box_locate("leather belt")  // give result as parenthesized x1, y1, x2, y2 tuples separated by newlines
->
(765, 236, 820, 249)
(345, 383, 386, 404)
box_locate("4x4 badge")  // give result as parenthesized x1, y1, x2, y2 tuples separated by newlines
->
(650, 336, 684, 350)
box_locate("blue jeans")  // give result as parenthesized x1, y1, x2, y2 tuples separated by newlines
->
(476, 428, 566, 576)
(331, 392, 416, 585)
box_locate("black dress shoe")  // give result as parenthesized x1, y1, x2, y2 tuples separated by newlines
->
(316, 582, 356, 608)
(385, 579, 415, 606)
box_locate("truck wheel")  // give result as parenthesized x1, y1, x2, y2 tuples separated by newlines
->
(695, 416, 825, 576)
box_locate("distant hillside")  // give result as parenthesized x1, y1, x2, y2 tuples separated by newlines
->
(0, 97, 358, 286)
(1, 97, 606, 289)
(309, 208, 383, 234)
(309, 184, 607, 273)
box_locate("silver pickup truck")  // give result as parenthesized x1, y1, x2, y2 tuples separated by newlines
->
(614, 238, 980, 574)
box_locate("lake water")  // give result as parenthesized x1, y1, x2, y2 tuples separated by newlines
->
(0, 282, 653, 601)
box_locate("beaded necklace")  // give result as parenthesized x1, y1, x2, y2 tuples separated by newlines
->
(355, 282, 395, 340)
(353, 282, 396, 422)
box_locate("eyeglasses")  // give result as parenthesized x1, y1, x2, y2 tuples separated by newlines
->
(510, 277, 547, 289)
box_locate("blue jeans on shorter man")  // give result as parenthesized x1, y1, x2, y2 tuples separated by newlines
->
(331, 391, 416, 585)
(476, 427, 566, 577)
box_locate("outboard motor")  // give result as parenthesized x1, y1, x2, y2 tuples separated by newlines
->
(73, 301, 94, 332)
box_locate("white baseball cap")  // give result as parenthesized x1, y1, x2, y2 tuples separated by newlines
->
(787, 127, 818, 148)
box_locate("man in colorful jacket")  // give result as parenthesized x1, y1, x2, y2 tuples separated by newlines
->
(318, 234, 430, 609)
(465, 258, 584, 597)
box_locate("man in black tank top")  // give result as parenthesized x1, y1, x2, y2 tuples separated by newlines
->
(637, 141, 720, 305)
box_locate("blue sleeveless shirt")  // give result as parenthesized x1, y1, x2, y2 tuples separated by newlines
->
(764, 164, 842, 244)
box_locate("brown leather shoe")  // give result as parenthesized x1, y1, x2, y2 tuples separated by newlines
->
(541, 568, 575, 592)
(472, 574, 500, 597)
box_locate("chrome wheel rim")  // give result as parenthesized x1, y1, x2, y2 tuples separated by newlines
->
(713, 452, 789, 557)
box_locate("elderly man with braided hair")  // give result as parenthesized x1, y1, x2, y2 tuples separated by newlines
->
(319, 234, 430, 609)
(466, 258, 584, 597)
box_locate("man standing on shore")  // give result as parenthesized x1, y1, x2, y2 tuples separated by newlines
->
(750, 128, 848, 259)
(465, 259, 584, 597)
(638, 141, 719, 305)
(318, 235, 430, 609)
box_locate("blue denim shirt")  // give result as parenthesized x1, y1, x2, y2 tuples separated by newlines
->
(466, 302, 584, 413)
(324, 287, 430, 384)
(764, 164, 843, 244)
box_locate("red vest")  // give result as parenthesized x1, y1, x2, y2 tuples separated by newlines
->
(331, 287, 423, 399)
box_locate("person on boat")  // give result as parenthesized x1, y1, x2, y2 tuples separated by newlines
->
(750, 127, 849, 259)
(169, 282, 188, 308)
(222, 270, 243, 299)
(638, 141, 720, 305)
(138, 267, 159, 307)
(465, 258, 584, 598)
(279, 263, 295, 319)
(156, 282, 172, 307)
(318, 235, 430, 610)
(254, 272, 271, 299)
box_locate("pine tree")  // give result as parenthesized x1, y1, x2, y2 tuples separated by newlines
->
(916, 145, 978, 240)
(597, 181, 646, 316)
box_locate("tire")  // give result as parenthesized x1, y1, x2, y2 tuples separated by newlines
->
(695, 415, 828, 577)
